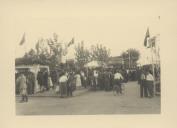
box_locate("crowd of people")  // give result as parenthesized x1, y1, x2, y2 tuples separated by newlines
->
(85, 68, 126, 92)
(16, 71, 35, 95)
(15, 66, 160, 102)
(138, 67, 160, 98)
(46, 68, 127, 97)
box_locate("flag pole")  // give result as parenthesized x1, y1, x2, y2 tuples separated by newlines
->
(150, 40, 156, 96)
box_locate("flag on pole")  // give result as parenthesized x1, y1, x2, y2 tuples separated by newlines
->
(19, 33, 26, 45)
(144, 28, 150, 47)
(148, 36, 156, 48)
(67, 38, 74, 47)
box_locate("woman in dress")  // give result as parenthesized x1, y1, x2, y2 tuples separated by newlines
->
(16, 74, 28, 102)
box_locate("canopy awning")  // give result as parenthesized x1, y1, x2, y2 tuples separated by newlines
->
(84, 61, 106, 68)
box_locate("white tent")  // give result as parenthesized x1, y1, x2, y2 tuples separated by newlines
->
(84, 61, 102, 68)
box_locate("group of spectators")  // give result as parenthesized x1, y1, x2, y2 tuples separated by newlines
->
(138, 69, 156, 98)
(137, 65, 161, 98)
(37, 70, 51, 92)
(16, 71, 35, 95)
(15, 66, 159, 102)
(56, 68, 126, 97)
(86, 68, 126, 91)
(15, 67, 126, 101)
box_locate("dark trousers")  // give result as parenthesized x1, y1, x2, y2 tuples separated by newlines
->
(22, 94, 28, 102)
(93, 78, 98, 91)
(99, 78, 105, 90)
(67, 86, 73, 96)
(140, 80, 148, 97)
(118, 84, 122, 93)
(105, 80, 110, 91)
(114, 79, 122, 94)
(144, 84, 148, 97)
(81, 78, 86, 88)
(140, 84, 144, 97)
(60, 83, 67, 97)
(83, 80, 86, 88)
(146, 81, 154, 97)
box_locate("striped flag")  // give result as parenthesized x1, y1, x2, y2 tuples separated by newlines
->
(19, 33, 26, 45)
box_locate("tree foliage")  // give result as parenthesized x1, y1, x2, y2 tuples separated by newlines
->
(90, 44, 110, 64)
(74, 41, 90, 67)
(74, 43, 111, 67)
(47, 33, 63, 66)
(16, 34, 111, 70)
(121, 48, 140, 68)
(15, 33, 65, 69)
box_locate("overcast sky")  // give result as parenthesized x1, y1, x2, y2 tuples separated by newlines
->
(1, 0, 161, 61)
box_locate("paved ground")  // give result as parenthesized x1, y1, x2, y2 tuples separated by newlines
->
(16, 81, 160, 115)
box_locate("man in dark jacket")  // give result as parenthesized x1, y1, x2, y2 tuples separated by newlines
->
(67, 72, 75, 97)
(139, 70, 146, 97)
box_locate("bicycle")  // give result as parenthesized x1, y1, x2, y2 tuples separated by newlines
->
(113, 83, 125, 96)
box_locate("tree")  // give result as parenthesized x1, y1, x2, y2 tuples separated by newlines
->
(16, 39, 51, 66)
(15, 33, 72, 70)
(15, 49, 37, 65)
(33, 38, 51, 65)
(75, 41, 90, 67)
(44, 33, 63, 68)
(36, 38, 50, 56)
(121, 48, 140, 69)
(90, 44, 110, 64)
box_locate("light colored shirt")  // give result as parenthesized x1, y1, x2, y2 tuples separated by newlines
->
(59, 75, 68, 83)
(114, 73, 123, 80)
(141, 74, 146, 80)
(146, 74, 154, 81)
(81, 71, 85, 77)
(94, 70, 98, 78)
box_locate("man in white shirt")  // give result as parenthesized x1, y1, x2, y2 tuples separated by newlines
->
(59, 72, 68, 98)
(93, 70, 98, 78)
(114, 70, 124, 94)
(146, 70, 154, 98)
(146, 72, 154, 81)
(59, 74, 68, 83)
(114, 72, 123, 80)
(93, 70, 98, 90)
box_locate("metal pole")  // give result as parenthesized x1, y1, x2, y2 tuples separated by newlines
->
(151, 45, 156, 96)
(129, 51, 130, 69)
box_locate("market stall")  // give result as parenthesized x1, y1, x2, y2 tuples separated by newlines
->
(15, 64, 50, 94)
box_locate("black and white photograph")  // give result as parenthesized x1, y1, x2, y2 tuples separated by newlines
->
(14, 3, 161, 115)
(2, 0, 177, 128)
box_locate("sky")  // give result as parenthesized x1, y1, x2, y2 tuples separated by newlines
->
(0, 0, 161, 63)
